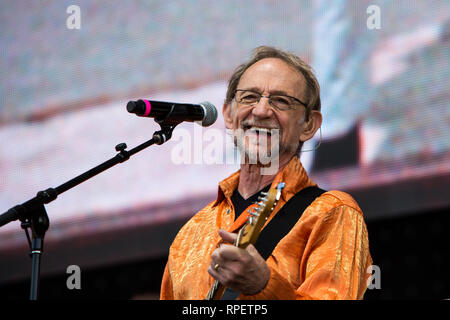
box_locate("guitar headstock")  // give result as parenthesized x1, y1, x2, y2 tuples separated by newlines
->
(236, 182, 285, 248)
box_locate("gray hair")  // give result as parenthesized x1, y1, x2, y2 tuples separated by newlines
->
(225, 46, 321, 120)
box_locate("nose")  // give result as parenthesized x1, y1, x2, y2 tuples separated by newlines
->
(251, 96, 273, 118)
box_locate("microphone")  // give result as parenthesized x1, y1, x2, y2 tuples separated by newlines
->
(126, 99, 217, 127)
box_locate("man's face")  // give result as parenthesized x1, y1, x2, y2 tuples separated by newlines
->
(225, 58, 308, 163)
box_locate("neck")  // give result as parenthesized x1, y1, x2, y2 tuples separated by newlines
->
(238, 154, 294, 199)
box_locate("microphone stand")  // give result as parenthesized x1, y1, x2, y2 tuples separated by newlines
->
(0, 115, 179, 300)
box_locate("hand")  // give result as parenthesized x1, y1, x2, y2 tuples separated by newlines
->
(207, 229, 270, 295)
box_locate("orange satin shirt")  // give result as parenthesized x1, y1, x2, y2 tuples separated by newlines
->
(160, 157, 373, 300)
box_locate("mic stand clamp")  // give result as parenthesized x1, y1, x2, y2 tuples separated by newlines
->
(153, 104, 180, 144)
(19, 201, 50, 300)
(152, 124, 177, 145)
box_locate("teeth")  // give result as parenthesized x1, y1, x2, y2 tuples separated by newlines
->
(247, 127, 273, 134)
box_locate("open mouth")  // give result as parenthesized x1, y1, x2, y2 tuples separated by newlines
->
(243, 125, 276, 136)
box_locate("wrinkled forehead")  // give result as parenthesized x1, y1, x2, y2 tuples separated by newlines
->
(237, 58, 307, 99)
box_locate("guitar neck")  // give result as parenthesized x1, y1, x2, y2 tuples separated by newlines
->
(205, 228, 245, 300)
(205, 280, 226, 300)
(204, 182, 284, 301)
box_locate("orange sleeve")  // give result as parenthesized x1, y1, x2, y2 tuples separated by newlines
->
(160, 261, 174, 300)
(240, 205, 372, 300)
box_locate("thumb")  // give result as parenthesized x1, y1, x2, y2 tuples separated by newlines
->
(218, 228, 237, 244)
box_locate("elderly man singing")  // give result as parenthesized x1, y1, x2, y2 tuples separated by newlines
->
(160, 46, 372, 300)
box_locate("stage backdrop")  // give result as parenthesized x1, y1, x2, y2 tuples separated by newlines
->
(1, 0, 449, 284)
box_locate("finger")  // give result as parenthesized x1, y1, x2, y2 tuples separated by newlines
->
(218, 229, 237, 244)
(246, 244, 262, 258)
(210, 248, 225, 270)
(217, 243, 244, 261)
(209, 255, 217, 270)
(207, 264, 220, 279)
(210, 246, 237, 269)
(208, 264, 232, 287)
(207, 259, 230, 284)
(208, 253, 221, 274)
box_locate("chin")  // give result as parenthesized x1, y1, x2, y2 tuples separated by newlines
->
(240, 142, 278, 165)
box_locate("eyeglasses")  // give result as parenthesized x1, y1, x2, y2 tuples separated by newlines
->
(234, 89, 307, 111)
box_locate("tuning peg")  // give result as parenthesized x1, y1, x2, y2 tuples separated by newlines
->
(260, 191, 268, 196)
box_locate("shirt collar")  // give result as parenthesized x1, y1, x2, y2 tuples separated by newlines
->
(214, 156, 317, 206)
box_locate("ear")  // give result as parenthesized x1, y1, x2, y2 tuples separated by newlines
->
(222, 102, 234, 130)
(300, 110, 322, 142)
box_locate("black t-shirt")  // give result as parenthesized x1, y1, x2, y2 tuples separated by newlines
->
(230, 184, 271, 221)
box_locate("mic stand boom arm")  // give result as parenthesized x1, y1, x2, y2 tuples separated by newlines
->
(0, 118, 178, 300)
